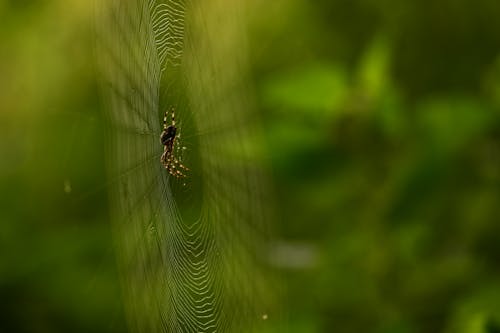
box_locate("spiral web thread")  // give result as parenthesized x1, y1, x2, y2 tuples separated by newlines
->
(95, 0, 276, 332)
(150, 0, 185, 67)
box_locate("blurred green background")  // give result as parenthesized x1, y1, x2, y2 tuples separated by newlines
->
(2, 0, 500, 332)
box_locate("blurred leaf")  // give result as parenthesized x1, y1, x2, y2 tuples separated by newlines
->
(418, 98, 495, 153)
(357, 35, 391, 100)
(262, 63, 348, 116)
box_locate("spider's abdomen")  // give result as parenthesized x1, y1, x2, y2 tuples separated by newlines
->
(160, 125, 176, 145)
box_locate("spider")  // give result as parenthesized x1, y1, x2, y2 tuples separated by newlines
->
(160, 109, 189, 178)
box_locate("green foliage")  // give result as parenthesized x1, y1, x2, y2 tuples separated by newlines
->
(252, 1, 500, 332)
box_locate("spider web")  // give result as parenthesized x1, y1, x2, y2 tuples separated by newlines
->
(95, 0, 276, 332)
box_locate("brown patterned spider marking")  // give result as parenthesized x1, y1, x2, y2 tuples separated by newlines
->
(160, 109, 189, 178)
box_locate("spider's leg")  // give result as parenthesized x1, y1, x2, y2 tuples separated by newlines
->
(174, 167, 187, 178)
(168, 162, 186, 178)
(178, 161, 189, 171)
(160, 149, 168, 166)
(170, 157, 187, 177)
(174, 140, 189, 171)
(171, 108, 176, 126)
(173, 156, 190, 171)
(163, 111, 168, 130)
